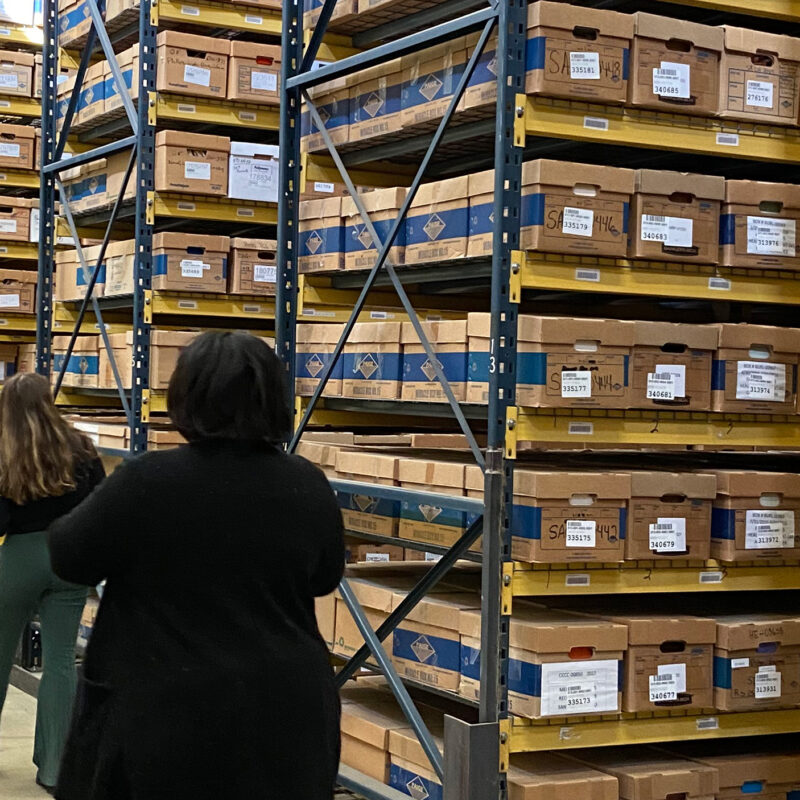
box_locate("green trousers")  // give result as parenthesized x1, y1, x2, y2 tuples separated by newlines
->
(0, 531, 87, 787)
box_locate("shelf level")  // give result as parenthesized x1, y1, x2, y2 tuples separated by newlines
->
(0, 313, 36, 331)
(0, 24, 42, 49)
(149, 193, 278, 225)
(157, 0, 281, 35)
(0, 242, 38, 259)
(660, 0, 800, 21)
(0, 96, 40, 119)
(0, 169, 41, 190)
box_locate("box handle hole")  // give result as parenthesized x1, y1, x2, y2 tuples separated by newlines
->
(741, 781, 764, 793)
(256, 56, 275, 66)
(752, 52, 775, 67)
(660, 493, 686, 504)
(747, 345, 772, 360)
(661, 342, 688, 353)
(568, 646, 594, 659)
(759, 200, 783, 214)
(573, 340, 599, 353)
(659, 640, 687, 653)
(665, 39, 691, 53)
(572, 26, 598, 41)
(756, 642, 778, 654)
(569, 494, 595, 507)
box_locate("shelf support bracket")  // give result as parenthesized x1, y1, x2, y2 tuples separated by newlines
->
(505, 406, 518, 460)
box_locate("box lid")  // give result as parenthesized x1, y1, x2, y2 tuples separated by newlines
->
(230, 141, 279, 158)
(467, 312, 491, 338)
(155, 130, 230, 152)
(508, 753, 619, 800)
(342, 187, 407, 218)
(604, 614, 716, 646)
(297, 322, 344, 345)
(229, 41, 282, 62)
(400, 319, 467, 345)
(152, 232, 231, 253)
(148, 429, 185, 444)
(514, 471, 631, 501)
(387, 719, 444, 765)
(156, 29, 231, 55)
(714, 613, 800, 650)
(695, 752, 800, 790)
(398, 458, 465, 490)
(635, 169, 725, 201)
(629, 471, 717, 501)
(335, 449, 398, 481)
(231, 237, 278, 252)
(0, 50, 35, 67)
(724, 179, 800, 209)
(411, 176, 469, 209)
(392, 592, 480, 632)
(0, 196, 36, 209)
(105, 238, 137, 257)
(345, 577, 400, 614)
(634, 12, 724, 53)
(0, 268, 37, 285)
(468, 169, 495, 197)
(713, 470, 800, 498)
(340, 692, 409, 748)
(633, 320, 718, 351)
(299, 196, 341, 220)
(723, 26, 800, 62)
(347, 321, 401, 344)
(528, 1, 634, 39)
(0, 123, 35, 142)
(716, 322, 800, 354)
(523, 160, 636, 196)
(296, 440, 339, 470)
(518, 316, 636, 347)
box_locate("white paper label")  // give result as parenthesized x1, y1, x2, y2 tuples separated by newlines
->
(540, 660, 619, 717)
(641, 214, 693, 248)
(561, 370, 592, 398)
(253, 264, 276, 283)
(565, 520, 596, 548)
(583, 116, 608, 131)
(649, 517, 687, 552)
(0, 293, 19, 307)
(746, 79, 774, 109)
(0, 218, 17, 233)
(314, 181, 335, 193)
(424, 552, 441, 562)
(181, 3, 200, 14)
(745, 509, 795, 549)
(244, 13, 262, 24)
(747, 216, 796, 256)
(655, 364, 686, 397)
(659, 662, 686, 693)
(180, 258, 205, 278)
(736, 360, 786, 402)
(575, 268, 600, 283)
(0, 142, 19, 158)
(185, 161, 211, 181)
(365, 552, 390, 562)
(649, 673, 678, 702)
(251, 70, 277, 92)
(652, 61, 690, 99)
(716, 133, 739, 147)
(184, 64, 211, 88)
(647, 373, 676, 401)
(568, 422, 593, 436)
(709, 277, 732, 291)
(569, 51, 600, 80)
(754, 669, 781, 699)
(562, 207, 593, 237)
(0, 73, 18, 88)
(732, 658, 750, 669)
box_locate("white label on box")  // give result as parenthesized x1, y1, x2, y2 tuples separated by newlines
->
(180, 258, 205, 278)
(0, 73, 18, 88)
(0, 293, 19, 307)
(655, 364, 686, 397)
(561, 370, 592, 398)
(746, 216, 796, 256)
(641, 215, 693, 248)
(565, 520, 596, 548)
(185, 161, 211, 181)
(425, 552, 441, 562)
(562, 207, 593, 237)
(745, 509, 795, 549)
(181, 4, 200, 14)
(365, 552, 390, 562)
(736, 360, 786, 402)
(0, 142, 20, 158)
(314, 181, 335, 193)
(649, 673, 678, 702)
(652, 61, 690, 99)
(732, 658, 750, 669)
(754, 668, 781, 699)
(658, 662, 686, 693)
(646, 373, 676, 401)
(0, 218, 17, 233)
(251, 70, 277, 92)
(540, 659, 619, 717)
(253, 264, 276, 283)
(649, 517, 687, 552)
(746, 79, 774, 109)
(569, 51, 600, 80)
(184, 64, 211, 88)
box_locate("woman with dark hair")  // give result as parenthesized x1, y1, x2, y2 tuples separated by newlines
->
(0, 372, 104, 794)
(49, 332, 345, 800)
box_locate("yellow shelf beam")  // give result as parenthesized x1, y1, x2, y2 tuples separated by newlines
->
(156, 0, 281, 34)
(156, 93, 279, 131)
(0, 242, 38, 259)
(0, 24, 42, 49)
(0, 168, 40, 190)
(0, 96, 40, 118)
(151, 291, 276, 319)
(510, 709, 800, 753)
(149, 192, 277, 224)
(0, 314, 35, 331)
(660, 0, 800, 22)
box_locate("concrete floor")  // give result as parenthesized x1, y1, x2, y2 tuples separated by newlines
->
(0, 686, 50, 799)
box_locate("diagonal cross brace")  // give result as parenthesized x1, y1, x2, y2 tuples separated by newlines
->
(300, 0, 338, 75)
(55, 27, 98, 162)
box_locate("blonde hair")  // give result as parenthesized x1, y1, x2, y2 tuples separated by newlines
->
(0, 372, 96, 505)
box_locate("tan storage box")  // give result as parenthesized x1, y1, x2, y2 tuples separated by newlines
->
(152, 232, 230, 293)
(58, 0, 91, 47)
(295, 322, 344, 397)
(55, 245, 106, 302)
(77, 61, 105, 126)
(301, 82, 350, 154)
(332, 578, 394, 660)
(0, 195, 34, 241)
(405, 176, 469, 264)
(103, 238, 136, 297)
(342, 321, 402, 399)
(401, 319, 467, 403)
(105, 44, 139, 113)
(346, 542, 405, 564)
(336, 450, 399, 537)
(227, 41, 280, 105)
(342, 188, 406, 271)
(299, 196, 343, 273)
(229, 237, 276, 296)
(0, 267, 35, 313)
(16, 343, 37, 373)
(314, 591, 336, 647)
(156, 31, 229, 99)
(350, 59, 402, 142)
(155, 130, 230, 196)
(0, 123, 34, 170)
(147, 429, 186, 450)
(0, 49, 33, 97)
(52, 335, 98, 388)
(508, 753, 619, 800)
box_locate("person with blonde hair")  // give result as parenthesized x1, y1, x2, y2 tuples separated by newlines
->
(0, 372, 104, 795)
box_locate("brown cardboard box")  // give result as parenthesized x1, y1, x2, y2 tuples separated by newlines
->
(401, 319, 468, 403)
(147, 429, 186, 450)
(332, 578, 394, 660)
(467, 169, 495, 258)
(0, 50, 34, 97)
(631, 171, 724, 264)
(0, 268, 35, 313)
(103, 239, 135, 297)
(627, 472, 716, 561)
(460, 606, 627, 719)
(154, 131, 230, 196)
(229, 237, 276, 296)
(72, 418, 128, 451)
(55, 244, 106, 302)
(0, 124, 34, 170)
(156, 31, 229, 99)
(711, 471, 800, 562)
(315, 591, 336, 647)
(460, 31, 498, 112)
(720, 180, 800, 270)
(303, 0, 356, 32)
(227, 41, 280, 105)
(77, 62, 105, 126)
(405, 176, 469, 264)
(336, 450, 399, 537)
(526, 2, 633, 105)
(16, 343, 36, 373)
(719, 27, 800, 126)
(565, 747, 718, 800)
(508, 753, 619, 800)
(521, 161, 635, 258)
(629, 14, 723, 117)
(388, 719, 446, 799)
(52, 335, 98, 388)
(0, 196, 34, 241)
(350, 59, 403, 143)
(347, 542, 405, 564)
(500, 469, 630, 563)
(712, 323, 800, 415)
(342, 321, 402, 399)
(105, 44, 139, 113)
(58, 0, 92, 47)
(295, 322, 344, 397)
(99, 329, 199, 390)
(342, 188, 406, 270)
(295, 439, 340, 477)
(299, 196, 343, 273)
(301, 80, 350, 153)
(631, 321, 717, 411)
(606, 614, 715, 713)
(152, 232, 230, 293)
(712, 614, 800, 712)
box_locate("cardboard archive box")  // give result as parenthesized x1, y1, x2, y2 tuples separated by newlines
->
(342, 188, 406, 271)
(295, 439, 340, 478)
(298, 196, 343, 273)
(76, 62, 105, 126)
(718, 27, 800, 126)
(105, 44, 139, 113)
(58, 0, 91, 47)
(350, 59, 402, 143)
(55, 245, 106, 302)
(631, 321, 717, 411)
(155, 131, 229, 196)
(227, 41, 280, 105)
(35, 56, 74, 101)
(335, 450, 400, 537)
(506, 470, 630, 564)
(342, 321, 402, 399)
(52, 335, 98, 388)
(0, 196, 34, 241)
(401, 320, 468, 403)
(303, 0, 356, 32)
(99, 329, 199, 390)
(332, 578, 393, 660)
(346, 541, 405, 564)
(228, 141, 278, 203)
(404, 176, 469, 264)
(720, 180, 800, 270)
(300, 79, 350, 153)
(61, 152, 136, 214)
(103, 238, 136, 297)
(460, 606, 627, 719)
(0, 123, 34, 170)
(156, 31, 229, 99)
(712, 614, 800, 712)
(388, 718, 445, 800)
(461, 32, 498, 111)
(0, 343, 16, 382)
(147, 429, 186, 451)
(229, 237, 276, 296)
(295, 322, 344, 397)
(711, 471, 800, 562)
(525, 2, 633, 105)
(467, 169, 495, 258)
(630, 170, 724, 264)
(16, 342, 36, 373)
(152, 232, 229, 293)
(629, 14, 723, 117)
(508, 753, 619, 800)
(521, 160, 635, 258)
(0, 49, 33, 97)
(712, 323, 800, 415)
(627, 472, 716, 561)
(0, 268, 35, 313)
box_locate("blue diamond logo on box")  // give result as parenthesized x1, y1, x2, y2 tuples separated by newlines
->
(410, 635, 436, 664)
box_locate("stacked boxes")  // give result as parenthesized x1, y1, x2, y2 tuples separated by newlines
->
(0, 268, 36, 312)
(350, 60, 403, 143)
(405, 176, 469, 264)
(227, 42, 281, 105)
(156, 31, 228, 99)
(295, 322, 344, 397)
(335, 450, 399, 538)
(299, 197, 343, 273)
(342, 188, 406, 270)
(155, 132, 230, 196)
(401, 39, 465, 129)
(152, 233, 229, 293)
(342, 321, 402, 399)
(52, 335, 99, 388)
(105, 44, 139, 113)
(332, 577, 393, 660)
(401, 320, 468, 403)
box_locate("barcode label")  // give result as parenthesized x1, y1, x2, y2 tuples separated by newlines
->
(716, 133, 739, 147)
(243, 304, 262, 313)
(565, 573, 590, 587)
(370, 311, 390, 319)
(238, 111, 257, 122)
(568, 422, 593, 436)
(237, 208, 255, 217)
(575, 268, 600, 283)
(709, 277, 731, 291)
(245, 13, 263, 23)
(177, 104, 196, 114)
(181, 4, 200, 14)
(699, 571, 723, 584)
(697, 717, 718, 730)
(177, 300, 198, 310)
(583, 116, 609, 131)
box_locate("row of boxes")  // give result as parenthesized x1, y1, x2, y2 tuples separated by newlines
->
(296, 317, 800, 417)
(70, 416, 185, 451)
(302, 1, 800, 153)
(55, 234, 276, 300)
(299, 164, 800, 272)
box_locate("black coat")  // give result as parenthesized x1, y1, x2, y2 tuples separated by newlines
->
(48, 440, 345, 800)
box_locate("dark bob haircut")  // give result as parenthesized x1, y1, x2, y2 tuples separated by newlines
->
(167, 331, 291, 443)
